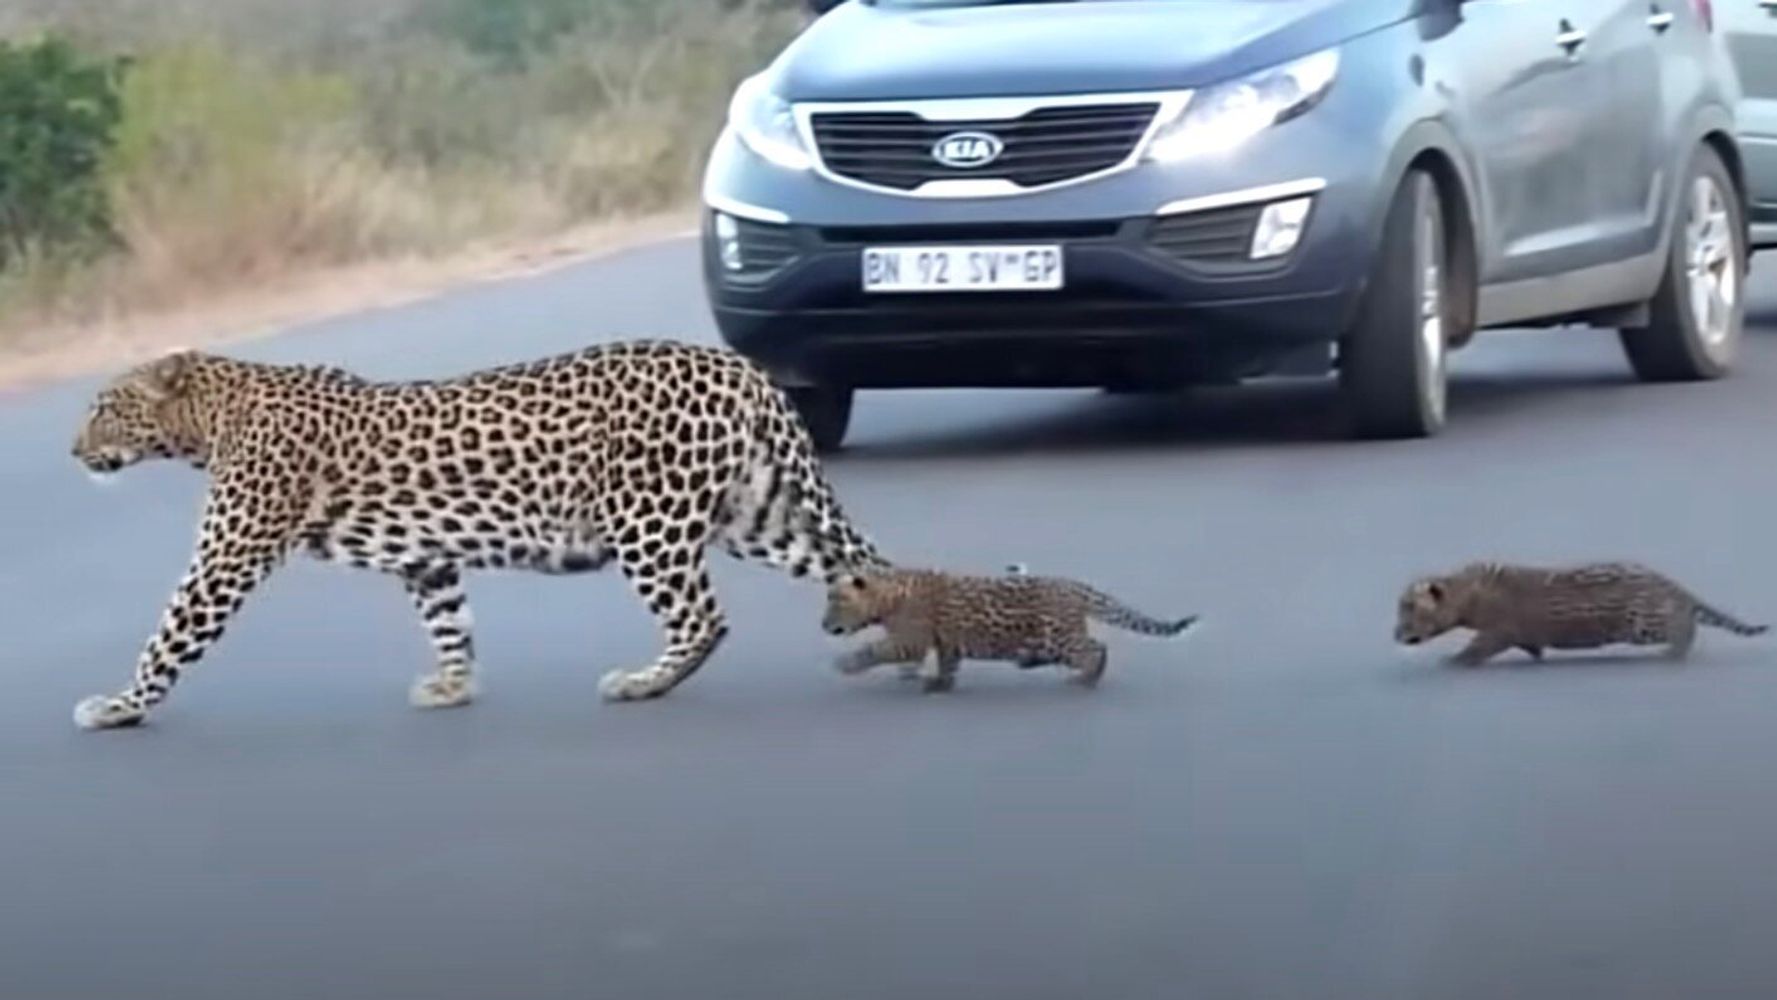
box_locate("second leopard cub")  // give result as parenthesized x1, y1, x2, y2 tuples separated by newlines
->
(822, 566, 1198, 692)
(1396, 560, 1768, 665)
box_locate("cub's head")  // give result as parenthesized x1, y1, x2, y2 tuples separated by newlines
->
(1394, 574, 1463, 645)
(72, 350, 204, 477)
(822, 570, 909, 636)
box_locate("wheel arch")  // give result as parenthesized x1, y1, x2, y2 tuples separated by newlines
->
(1699, 128, 1748, 262)
(1364, 123, 1481, 347)
(1669, 106, 1747, 262)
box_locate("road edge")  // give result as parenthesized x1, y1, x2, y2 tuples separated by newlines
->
(0, 208, 700, 395)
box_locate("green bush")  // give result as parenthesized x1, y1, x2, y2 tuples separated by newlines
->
(0, 36, 126, 267)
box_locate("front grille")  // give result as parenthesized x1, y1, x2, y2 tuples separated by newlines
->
(1147, 205, 1263, 270)
(818, 220, 1122, 245)
(809, 103, 1159, 192)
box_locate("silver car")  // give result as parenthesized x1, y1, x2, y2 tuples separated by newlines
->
(704, 0, 1753, 450)
(1721, 0, 1777, 248)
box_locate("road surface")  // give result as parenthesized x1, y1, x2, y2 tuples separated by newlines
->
(5, 242, 1777, 1000)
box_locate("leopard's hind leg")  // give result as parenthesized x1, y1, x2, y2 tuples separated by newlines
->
(1062, 633, 1109, 687)
(921, 648, 962, 693)
(599, 541, 729, 702)
(1663, 605, 1698, 661)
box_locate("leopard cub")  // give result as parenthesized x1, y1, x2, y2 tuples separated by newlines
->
(1396, 560, 1768, 665)
(822, 565, 1198, 692)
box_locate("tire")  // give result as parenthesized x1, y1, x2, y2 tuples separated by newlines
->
(1339, 169, 1452, 440)
(1619, 144, 1745, 382)
(785, 385, 854, 453)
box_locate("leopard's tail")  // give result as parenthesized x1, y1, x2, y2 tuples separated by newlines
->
(752, 380, 889, 582)
(1073, 582, 1198, 637)
(1693, 600, 1769, 636)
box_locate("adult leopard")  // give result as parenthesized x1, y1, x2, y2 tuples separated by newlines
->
(69, 340, 887, 730)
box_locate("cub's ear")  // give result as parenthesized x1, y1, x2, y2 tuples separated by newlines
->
(1424, 581, 1446, 604)
(135, 348, 199, 402)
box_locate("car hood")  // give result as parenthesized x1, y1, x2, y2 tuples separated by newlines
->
(772, 0, 1414, 101)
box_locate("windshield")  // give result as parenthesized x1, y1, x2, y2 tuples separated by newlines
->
(876, 1, 1184, 7)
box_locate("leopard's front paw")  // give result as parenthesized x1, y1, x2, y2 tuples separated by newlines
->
(599, 666, 674, 702)
(409, 672, 478, 710)
(73, 695, 145, 731)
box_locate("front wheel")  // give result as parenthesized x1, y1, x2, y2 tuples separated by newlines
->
(784, 385, 854, 454)
(1339, 170, 1454, 440)
(1619, 144, 1745, 382)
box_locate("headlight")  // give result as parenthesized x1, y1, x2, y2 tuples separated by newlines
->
(1145, 49, 1339, 163)
(728, 73, 813, 171)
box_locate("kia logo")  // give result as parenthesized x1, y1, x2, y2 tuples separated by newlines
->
(931, 131, 1004, 169)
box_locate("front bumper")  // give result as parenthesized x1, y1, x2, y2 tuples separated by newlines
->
(699, 71, 1394, 386)
(701, 190, 1366, 389)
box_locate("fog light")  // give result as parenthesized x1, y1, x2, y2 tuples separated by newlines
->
(1250, 197, 1312, 260)
(715, 212, 743, 271)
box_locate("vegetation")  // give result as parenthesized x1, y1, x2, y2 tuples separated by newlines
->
(0, 0, 799, 338)
(0, 37, 125, 268)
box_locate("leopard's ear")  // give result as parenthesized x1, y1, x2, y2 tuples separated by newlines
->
(1424, 580, 1446, 604)
(134, 348, 200, 402)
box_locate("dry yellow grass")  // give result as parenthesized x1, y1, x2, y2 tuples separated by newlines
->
(0, 0, 799, 384)
(0, 208, 697, 393)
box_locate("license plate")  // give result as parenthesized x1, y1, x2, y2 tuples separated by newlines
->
(861, 245, 1064, 293)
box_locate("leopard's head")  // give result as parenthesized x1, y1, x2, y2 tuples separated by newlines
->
(72, 350, 205, 478)
(822, 570, 908, 635)
(1394, 573, 1464, 645)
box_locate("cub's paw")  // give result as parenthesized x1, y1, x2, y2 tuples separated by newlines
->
(408, 672, 478, 710)
(73, 695, 145, 731)
(832, 650, 876, 676)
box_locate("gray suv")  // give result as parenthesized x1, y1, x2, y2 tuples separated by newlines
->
(1721, 0, 1777, 247)
(700, 0, 1750, 450)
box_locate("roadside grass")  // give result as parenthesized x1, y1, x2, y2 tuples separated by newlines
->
(0, 0, 798, 363)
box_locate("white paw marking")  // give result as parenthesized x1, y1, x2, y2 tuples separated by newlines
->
(1393, 641, 1433, 662)
(833, 651, 878, 676)
(73, 695, 138, 730)
(408, 674, 478, 709)
(599, 667, 669, 702)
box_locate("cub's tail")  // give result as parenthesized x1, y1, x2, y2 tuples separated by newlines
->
(1694, 601, 1770, 637)
(1076, 582, 1198, 637)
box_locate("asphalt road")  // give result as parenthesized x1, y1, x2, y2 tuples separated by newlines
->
(6, 242, 1777, 1000)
